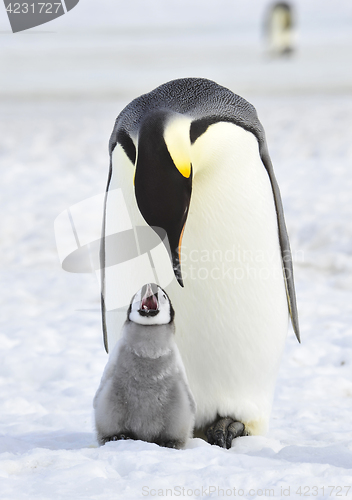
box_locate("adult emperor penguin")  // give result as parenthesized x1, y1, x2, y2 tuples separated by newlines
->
(100, 78, 300, 448)
(265, 2, 295, 56)
(94, 283, 196, 449)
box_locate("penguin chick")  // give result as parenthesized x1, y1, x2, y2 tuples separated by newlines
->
(94, 283, 196, 449)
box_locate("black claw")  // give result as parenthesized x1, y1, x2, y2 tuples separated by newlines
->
(206, 424, 215, 445)
(226, 421, 245, 449)
(102, 433, 134, 444)
(163, 441, 178, 448)
(213, 417, 234, 448)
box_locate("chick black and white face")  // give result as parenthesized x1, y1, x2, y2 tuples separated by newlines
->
(128, 283, 175, 326)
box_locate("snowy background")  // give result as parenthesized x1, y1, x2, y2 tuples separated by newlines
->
(1, 0, 352, 498)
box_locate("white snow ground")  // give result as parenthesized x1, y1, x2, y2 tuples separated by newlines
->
(1, 1, 352, 499)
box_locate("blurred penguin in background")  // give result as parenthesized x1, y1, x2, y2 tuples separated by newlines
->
(265, 2, 295, 56)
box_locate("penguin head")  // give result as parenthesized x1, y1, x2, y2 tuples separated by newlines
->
(128, 283, 175, 326)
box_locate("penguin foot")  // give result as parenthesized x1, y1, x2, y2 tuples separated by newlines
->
(158, 439, 183, 449)
(101, 433, 134, 445)
(206, 417, 247, 449)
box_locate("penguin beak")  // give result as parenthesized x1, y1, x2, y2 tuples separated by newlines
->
(138, 283, 159, 317)
(135, 173, 191, 288)
(134, 115, 192, 288)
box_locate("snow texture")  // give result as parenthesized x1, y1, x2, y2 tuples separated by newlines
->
(1, 0, 352, 498)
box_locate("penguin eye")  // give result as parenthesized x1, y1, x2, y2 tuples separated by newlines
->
(159, 293, 167, 304)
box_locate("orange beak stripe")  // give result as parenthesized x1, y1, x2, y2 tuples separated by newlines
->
(178, 223, 186, 265)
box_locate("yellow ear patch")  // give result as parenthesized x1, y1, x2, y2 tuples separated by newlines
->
(164, 115, 192, 178)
